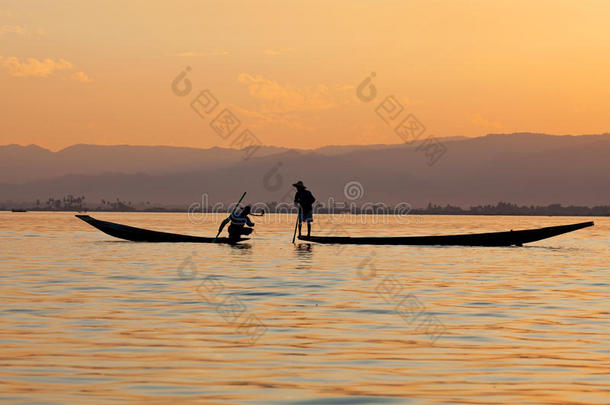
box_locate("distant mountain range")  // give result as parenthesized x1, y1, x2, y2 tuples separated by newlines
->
(1, 133, 609, 208)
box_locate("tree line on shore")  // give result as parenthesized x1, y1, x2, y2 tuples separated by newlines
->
(412, 202, 610, 216)
(2, 196, 609, 216)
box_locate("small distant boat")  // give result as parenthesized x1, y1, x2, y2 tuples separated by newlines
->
(75, 215, 247, 243)
(298, 221, 594, 246)
(11, 209, 27, 212)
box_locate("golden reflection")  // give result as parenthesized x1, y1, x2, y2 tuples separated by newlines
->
(0, 212, 607, 404)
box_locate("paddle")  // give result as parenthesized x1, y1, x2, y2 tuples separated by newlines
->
(291, 206, 300, 243)
(213, 191, 247, 243)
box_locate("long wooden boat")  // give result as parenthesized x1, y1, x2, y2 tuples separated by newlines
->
(75, 215, 247, 243)
(298, 221, 594, 246)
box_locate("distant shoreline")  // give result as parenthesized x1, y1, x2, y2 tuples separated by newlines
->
(4, 199, 609, 216)
(2, 209, 608, 217)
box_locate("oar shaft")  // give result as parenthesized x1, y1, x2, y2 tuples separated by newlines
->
(231, 192, 247, 215)
(292, 207, 300, 243)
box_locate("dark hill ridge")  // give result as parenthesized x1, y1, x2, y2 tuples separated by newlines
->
(0, 143, 295, 184)
(0, 136, 469, 183)
(1, 133, 609, 206)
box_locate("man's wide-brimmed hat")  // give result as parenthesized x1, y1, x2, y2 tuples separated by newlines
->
(292, 180, 306, 188)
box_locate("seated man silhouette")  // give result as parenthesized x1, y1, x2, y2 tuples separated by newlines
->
(224, 205, 255, 241)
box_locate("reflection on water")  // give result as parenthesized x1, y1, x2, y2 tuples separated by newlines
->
(294, 243, 313, 260)
(0, 212, 609, 404)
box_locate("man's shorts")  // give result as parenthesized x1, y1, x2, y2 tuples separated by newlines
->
(299, 209, 313, 223)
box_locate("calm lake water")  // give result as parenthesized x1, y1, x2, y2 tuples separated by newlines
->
(1, 212, 608, 404)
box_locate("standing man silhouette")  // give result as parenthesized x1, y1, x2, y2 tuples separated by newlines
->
(293, 181, 316, 237)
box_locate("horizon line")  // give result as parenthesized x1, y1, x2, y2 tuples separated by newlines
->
(3, 132, 610, 153)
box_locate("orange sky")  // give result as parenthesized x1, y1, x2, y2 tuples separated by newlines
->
(1, 0, 609, 151)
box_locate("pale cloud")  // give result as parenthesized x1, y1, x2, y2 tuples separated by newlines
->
(0, 56, 92, 82)
(399, 96, 424, 107)
(235, 73, 354, 132)
(175, 50, 229, 57)
(0, 24, 24, 35)
(470, 113, 503, 130)
(336, 84, 355, 91)
(1, 57, 72, 77)
(263, 48, 294, 56)
(228, 103, 313, 131)
(71, 71, 93, 83)
(0, 25, 46, 36)
(237, 73, 336, 113)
